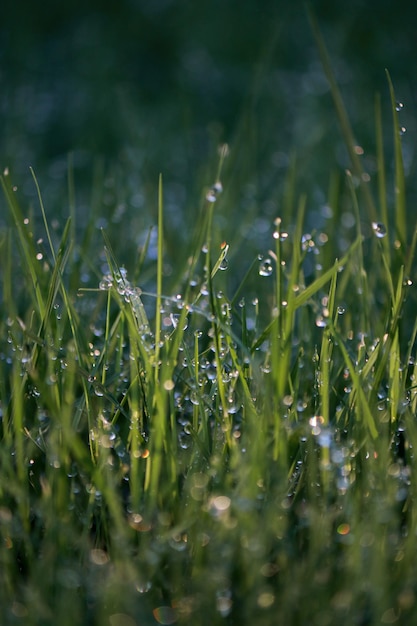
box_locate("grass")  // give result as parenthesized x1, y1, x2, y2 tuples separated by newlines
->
(1, 21, 417, 626)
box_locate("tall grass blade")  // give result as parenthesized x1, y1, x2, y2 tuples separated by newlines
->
(385, 69, 407, 249)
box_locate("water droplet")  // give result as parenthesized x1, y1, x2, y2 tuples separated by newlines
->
(372, 221, 387, 238)
(152, 606, 178, 625)
(337, 306, 346, 315)
(163, 379, 175, 391)
(399, 126, 406, 136)
(99, 275, 113, 290)
(274, 230, 288, 241)
(403, 277, 413, 287)
(301, 233, 316, 251)
(259, 258, 273, 277)
(396, 102, 404, 111)
(169, 313, 188, 330)
(190, 391, 200, 406)
(219, 258, 228, 271)
(221, 303, 230, 316)
(211, 495, 231, 513)
(206, 181, 222, 203)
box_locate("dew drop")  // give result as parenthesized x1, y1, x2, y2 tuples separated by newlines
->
(219, 258, 228, 271)
(190, 391, 200, 406)
(206, 189, 217, 203)
(396, 102, 404, 111)
(99, 275, 113, 290)
(399, 126, 406, 136)
(315, 316, 327, 328)
(301, 233, 316, 251)
(371, 221, 387, 238)
(169, 313, 188, 330)
(259, 258, 273, 277)
(152, 606, 177, 625)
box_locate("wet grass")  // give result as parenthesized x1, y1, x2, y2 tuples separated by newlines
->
(1, 25, 417, 626)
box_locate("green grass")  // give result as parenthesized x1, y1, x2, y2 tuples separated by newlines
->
(1, 23, 417, 626)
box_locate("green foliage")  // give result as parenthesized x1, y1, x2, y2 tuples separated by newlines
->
(1, 17, 417, 626)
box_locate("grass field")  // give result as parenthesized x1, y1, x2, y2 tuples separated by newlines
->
(1, 15, 417, 626)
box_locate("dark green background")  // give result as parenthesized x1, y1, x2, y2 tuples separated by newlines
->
(1, 0, 416, 266)
(2, 1, 416, 165)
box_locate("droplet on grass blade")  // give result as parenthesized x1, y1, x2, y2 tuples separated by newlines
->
(206, 181, 223, 203)
(213, 181, 223, 194)
(170, 313, 188, 330)
(371, 221, 387, 238)
(259, 258, 273, 276)
(315, 316, 327, 328)
(99, 275, 113, 290)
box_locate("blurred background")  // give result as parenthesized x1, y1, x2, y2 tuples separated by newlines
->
(1, 0, 416, 282)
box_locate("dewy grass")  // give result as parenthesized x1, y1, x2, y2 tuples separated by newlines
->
(2, 24, 417, 626)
